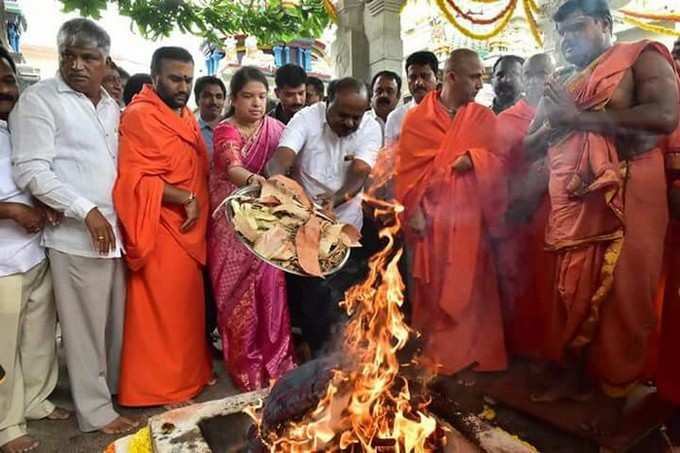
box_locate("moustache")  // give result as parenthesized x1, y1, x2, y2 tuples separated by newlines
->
(377, 97, 390, 105)
(0, 94, 16, 102)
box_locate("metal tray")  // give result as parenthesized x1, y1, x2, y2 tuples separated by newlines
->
(219, 185, 351, 278)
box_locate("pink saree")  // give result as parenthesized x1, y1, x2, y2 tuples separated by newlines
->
(208, 116, 295, 391)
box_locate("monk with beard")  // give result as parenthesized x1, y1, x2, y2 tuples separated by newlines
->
(395, 49, 508, 380)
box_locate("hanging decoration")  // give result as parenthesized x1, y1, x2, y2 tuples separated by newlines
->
(619, 9, 680, 22)
(444, 0, 516, 25)
(523, 0, 543, 47)
(434, 0, 517, 40)
(433, 0, 543, 45)
(323, 0, 337, 23)
(620, 15, 680, 37)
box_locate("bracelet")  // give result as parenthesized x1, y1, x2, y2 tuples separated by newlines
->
(183, 192, 196, 205)
(246, 174, 255, 185)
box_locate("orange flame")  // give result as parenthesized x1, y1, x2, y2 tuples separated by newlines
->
(252, 194, 442, 452)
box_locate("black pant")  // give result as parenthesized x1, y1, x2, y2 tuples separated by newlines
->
(286, 252, 366, 356)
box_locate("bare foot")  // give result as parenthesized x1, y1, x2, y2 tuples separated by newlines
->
(100, 416, 141, 435)
(46, 407, 72, 420)
(163, 399, 194, 411)
(1, 435, 40, 453)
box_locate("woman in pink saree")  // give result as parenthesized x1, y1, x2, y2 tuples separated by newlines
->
(208, 67, 295, 391)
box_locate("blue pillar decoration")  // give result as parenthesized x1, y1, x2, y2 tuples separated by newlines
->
(273, 45, 283, 67)
(283, 46, 291, 65)
(303, 48, 312, 72)
(296, 48, 304, 68)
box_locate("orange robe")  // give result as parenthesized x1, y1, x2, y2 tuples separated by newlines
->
(395, 93, 508, 375)
(113, 86, 212, 406)
(656, 127, 680, 404)
(496, 100, 554, 359)
(543, 41, 674, 392)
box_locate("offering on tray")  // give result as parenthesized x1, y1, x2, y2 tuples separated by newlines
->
(222, 175, 361, 277)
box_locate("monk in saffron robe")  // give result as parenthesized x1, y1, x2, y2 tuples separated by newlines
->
(526, 0, 679, 402)
(496, 54, 555, 359)
(656, 125, 680, 405)
(395, 49, 508, 376)
(113, 47, 212, 407)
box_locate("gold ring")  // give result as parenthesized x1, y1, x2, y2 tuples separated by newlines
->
(97, 236, 104, 240)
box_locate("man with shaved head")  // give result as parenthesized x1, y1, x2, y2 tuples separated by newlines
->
(495, 53, 555, 360)
(268, 77, 382, 355)
(525, 0, 679, 406)
(395, 48, 508, 378)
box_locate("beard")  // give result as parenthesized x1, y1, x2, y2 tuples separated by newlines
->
(156, 81, 188, 110)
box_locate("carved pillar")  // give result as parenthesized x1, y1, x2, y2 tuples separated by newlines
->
(332, 0, 370, 80)
(364, 0, 405, 79)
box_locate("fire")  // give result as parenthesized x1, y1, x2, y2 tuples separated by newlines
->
(251, 193, 443, 452)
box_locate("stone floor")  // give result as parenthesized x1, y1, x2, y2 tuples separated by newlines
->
(26, 350, 237, 453)
(20, 349, 680, 453)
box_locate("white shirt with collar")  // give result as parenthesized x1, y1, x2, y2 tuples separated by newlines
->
(367, 109, 386, 146)
(10, 74, 123, 258)
(0, 119, 45, 277)
(384, 99, 416, 146)
(278, 102, 382, 230)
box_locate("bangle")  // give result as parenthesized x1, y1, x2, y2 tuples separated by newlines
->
(183, 192, 196, 205)
(246, 174, 255, 185)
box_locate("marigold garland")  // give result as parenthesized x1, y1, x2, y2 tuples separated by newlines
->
(445, 0, 516, 25)
(434, 0, 517, 40)
(620, 9, 680, 22)
(526, 0, 540, 14)
(323, 0, 337, 23)
(523, 0, 543, 46)
(621, 16, 680, 37)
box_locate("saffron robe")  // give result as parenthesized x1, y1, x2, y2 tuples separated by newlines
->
(113, 86, 212, 406)
(543, 41, 673, 391)
(395, 93, 508, 375)
(496, 99, 554, 359)
(656, 125, 680, 404)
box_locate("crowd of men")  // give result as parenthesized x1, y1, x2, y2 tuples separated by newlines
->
(2, 0, 680, 451)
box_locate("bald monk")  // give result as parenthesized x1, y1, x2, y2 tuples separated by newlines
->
(496, 54, 555, 359)
(395, 49, 508, 378)
(113, 47, 213, 407)
(525, 0, 679, 404)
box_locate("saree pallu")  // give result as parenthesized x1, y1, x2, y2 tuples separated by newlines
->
(207, 117, 295, 391)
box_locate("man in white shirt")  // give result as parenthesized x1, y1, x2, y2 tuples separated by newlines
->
(0, 44, 71, 453)
(384, 51, 439, 146)
(267, 77, 381, 355)
(368, 70, 401, 144)
(10, 18, 138, 435)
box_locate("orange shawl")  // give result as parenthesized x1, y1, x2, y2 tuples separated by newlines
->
(395, 93, 508, 373)
(113, 85, 209, 271)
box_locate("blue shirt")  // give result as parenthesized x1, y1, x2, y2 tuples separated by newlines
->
(198, 117, 214, 159)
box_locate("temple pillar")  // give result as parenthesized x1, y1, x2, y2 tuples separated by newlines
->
(332, 0, 370, 81)
(363, 0, 405, 79)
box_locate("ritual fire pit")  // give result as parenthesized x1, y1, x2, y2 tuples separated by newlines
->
(146, 198, 537, 453)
